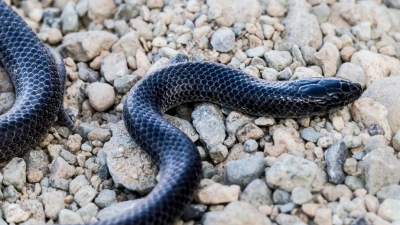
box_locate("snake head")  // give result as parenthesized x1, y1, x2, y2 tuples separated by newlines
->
(297, 78, 362, 115)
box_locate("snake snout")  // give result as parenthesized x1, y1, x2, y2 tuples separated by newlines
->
(298, 78, 362, 112)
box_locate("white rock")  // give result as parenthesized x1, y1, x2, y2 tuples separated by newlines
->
(100, 52, 128, 84)
(350, 50, 400, 87)
(88, 0, 116, 23)
(350, 98, 392, 143)
(195, 180, 240, 204)
(314, 42, 340, 77)
(85, 82, 115, 112)
(206, 0, 261, 26)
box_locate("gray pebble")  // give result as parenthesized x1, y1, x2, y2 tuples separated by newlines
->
(264, 50, 293, 71)
(300, 127, 323, 143)
(211, 27, 235, 52)
(225, 154, 265, 188)
(325, 142, 347, 184)
(58, 209, 84, 224)
(272, 189, 291, 204)
(345, 176, 365, 191)
(243, 139, 258, 153)
(240, 179, 272, 206)
(291, 187, 312, 205)
(376, 184, 400, 201)
(310, 3, 330, 24)
(368, 123, 385, 136)
(246, 46, 267, 58)
(364, 135, 387, 154)
(342, 135, 362, 148)
(203, 167, 216, 179)
(74, 185, 97, 207)
(209, 143, 228, 164)
(61, 1, 78, 34)
(114, 75, 139, 94)
(262, 67, 278, 81)
(393, 130, 400, 151)
(279, 202, 296, 213)
(300, 46, 316, 64)
(2, 158, 26, 191)
(3, 185, 18, 202)
(277, 67, 292, 80)
(60, 149, 77, 164)
(95, 189, 117, 209)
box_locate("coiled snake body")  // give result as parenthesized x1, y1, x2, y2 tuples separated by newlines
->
(0, 1, 362, 225)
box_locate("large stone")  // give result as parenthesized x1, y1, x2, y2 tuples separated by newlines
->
(206, 0, 261, 27)
(60, 31, 118, 62)
(351, 50, 400, 87)
(362, 76, 400, 134)
(363, 148, 400, 195)
(202, 201, 271, 225)
(282, 0, 322, 49)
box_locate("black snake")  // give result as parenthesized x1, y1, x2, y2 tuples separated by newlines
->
(0, 1, 362, 225)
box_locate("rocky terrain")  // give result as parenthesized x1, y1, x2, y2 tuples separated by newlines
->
(1, 0, 400, 224)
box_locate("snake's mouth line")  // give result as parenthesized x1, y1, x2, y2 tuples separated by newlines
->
(0, 0, 398, 225)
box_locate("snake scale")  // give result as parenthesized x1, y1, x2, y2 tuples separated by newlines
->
(0, 1, 362, 225)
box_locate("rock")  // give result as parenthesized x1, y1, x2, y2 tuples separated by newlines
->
(275, 214, 306, 225)
(325, 142, 347, 184)
(267, 0, 285, 17)
(74, 185, 97, 207)
(351, 22, 371, 41)
(364, 135, 387, 154)
(266, 154, 320, 192)
(40, 191, 65, 220)
(378, 199, 400, 222)
(50, 157, 75, 180)
(85, 82, 115, 112)
(100, 121, 157, 194)
(393, 131, 400, 151)
(272, 189, 291, 204)
(95, 189, 117, 209)
(291, 187, 313, 205)
(195, 180, 240, 204)
(310, 3, 330, 24)
(100, 52, 128, 84)
(210, 27, 235, 52)
(58, 209, 84, 224)
(336, 62, 366, 89)
(112, 31, 143, 58)
(69, 175, 90, 194)
(164, 114, 199, 143)
(351, 98, 392, 143)
(350, 50, 400, 87)
(363, 148, 400, 194)
(240, 179, 273, 206)
(60, 1, 78, 34)
(61, 31, 118, 62)
(225, 154, 265, 188)
(206, 0, 261, 27)
(272, 127, 305, 152)
(236, 123, 264, 143)
(345, 176, 365, 190)
(340, 46, 356, 62)
(97, 200, 140, 221)
(2, 158, 26, 191)
(87, 0, 116, 23)
(314, 208, 332, 225)
(202, 201, 271, 225)
(277, 68, 292, 80)
(264, 51, 293, 71)
(192, 103, 226, 149)
(4, 204, 30, 223)
(376, 185, 400, 201)
(209, 144, 228, 164)
(314, 42, 341, 77)
(300, 127, 323, 142)
(113, 75, 139, 94)
(282, 0, 322, 49)
(243, 139, 258, 153)
(362, 77, 400, 134)
(246, 46, 268, 58)
(87, 128, 112, 142)
(321, 184, 353, 202)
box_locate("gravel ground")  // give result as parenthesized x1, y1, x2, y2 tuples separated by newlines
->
(1, 0, 400, 224)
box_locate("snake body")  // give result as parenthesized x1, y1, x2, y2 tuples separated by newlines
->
(0, 1, 362, 225)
